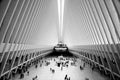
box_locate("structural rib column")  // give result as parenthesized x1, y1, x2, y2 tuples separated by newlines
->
(9, 0, 38, 76)
(0, 0, 20, 76)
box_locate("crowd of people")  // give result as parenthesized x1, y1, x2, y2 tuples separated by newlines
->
(44, 56, 80, 80)
(15, 55, 91, 80)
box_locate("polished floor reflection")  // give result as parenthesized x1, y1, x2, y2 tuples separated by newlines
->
(12, 54, 109, 80)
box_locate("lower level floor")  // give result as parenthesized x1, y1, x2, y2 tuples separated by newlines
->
(12, 56, 109, 80)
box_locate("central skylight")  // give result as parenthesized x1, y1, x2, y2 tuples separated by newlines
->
(57, 0, 65, 43)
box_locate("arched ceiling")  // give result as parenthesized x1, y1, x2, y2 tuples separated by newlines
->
(26, 0, 59, 45)
(63, 0, 120, 46)
(0, 0, 120, 47)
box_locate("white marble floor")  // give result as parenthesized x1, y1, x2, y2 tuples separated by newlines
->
(13, 57, 109, 80)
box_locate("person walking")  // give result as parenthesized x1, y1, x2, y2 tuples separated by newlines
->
(64, 74, 67, 80)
